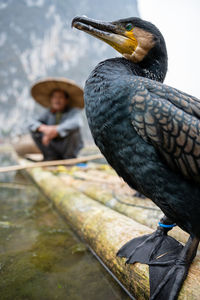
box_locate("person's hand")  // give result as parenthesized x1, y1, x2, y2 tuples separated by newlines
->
(42, 135, 51, 146)
(38, 125, 58, 145)
(38, 124, 48, 133)
(38, 125, 58, 139)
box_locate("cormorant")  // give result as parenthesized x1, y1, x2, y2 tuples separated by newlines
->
(72, 16, 200, 300)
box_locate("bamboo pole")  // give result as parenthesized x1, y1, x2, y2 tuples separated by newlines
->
(27, 167, 200, 300)
(60, 174, 190, 245)
(0, 154, 103, 173)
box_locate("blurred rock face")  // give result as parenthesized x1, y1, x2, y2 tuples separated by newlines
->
(0, 0, 138, 142)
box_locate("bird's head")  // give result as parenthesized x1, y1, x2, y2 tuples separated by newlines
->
(72, 16, 167, 66)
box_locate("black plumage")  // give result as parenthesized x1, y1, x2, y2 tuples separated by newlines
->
(85, 57, 200, 236)
(72, 16, 200, 300)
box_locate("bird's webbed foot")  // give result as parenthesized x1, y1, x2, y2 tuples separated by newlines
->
(117, 216, 181, 265)
(117, 214, 199, 300)
(149, 236, 199, 300)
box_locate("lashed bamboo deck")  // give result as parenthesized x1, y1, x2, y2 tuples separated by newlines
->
(23, 160, 200, 300)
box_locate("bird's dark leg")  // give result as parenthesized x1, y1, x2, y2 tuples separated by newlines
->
(117, 215, 182, 265)
(149, 236, 199, 300)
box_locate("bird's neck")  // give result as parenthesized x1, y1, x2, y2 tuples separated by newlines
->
(137, 56, 167, 83)
(132, 42, 168, 82)
(102, 56, 167, 83)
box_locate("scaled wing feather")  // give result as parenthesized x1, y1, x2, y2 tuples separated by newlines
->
(130, 77, 200, 181)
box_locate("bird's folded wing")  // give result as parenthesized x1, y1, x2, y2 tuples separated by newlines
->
(130, 77, 200, 181)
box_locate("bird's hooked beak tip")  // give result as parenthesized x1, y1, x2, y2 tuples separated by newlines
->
(71, 16, 79, 28)
(71, 16, 115, 32)
(72, 16, 97, 26)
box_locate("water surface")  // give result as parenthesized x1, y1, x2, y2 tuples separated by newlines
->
(0, 151, 130, 300)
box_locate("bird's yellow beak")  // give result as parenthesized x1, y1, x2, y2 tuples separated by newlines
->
(72, 16, 138, 57)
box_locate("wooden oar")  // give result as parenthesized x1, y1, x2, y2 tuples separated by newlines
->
(0, 154, 103, 173)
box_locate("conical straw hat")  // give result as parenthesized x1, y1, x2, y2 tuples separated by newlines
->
(31, 77, 84, 109)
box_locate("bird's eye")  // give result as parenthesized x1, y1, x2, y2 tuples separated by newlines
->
(125, 23, 133, 31)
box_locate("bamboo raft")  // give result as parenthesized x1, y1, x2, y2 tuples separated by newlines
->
(11, 156, 198, 300)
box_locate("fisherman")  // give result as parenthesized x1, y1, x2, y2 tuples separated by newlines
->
(29, 78, 84, 161)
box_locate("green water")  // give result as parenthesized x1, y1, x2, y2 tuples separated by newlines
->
(0, 151, 130, 300)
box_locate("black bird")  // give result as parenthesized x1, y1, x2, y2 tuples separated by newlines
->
(72, 16, 200, 300)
